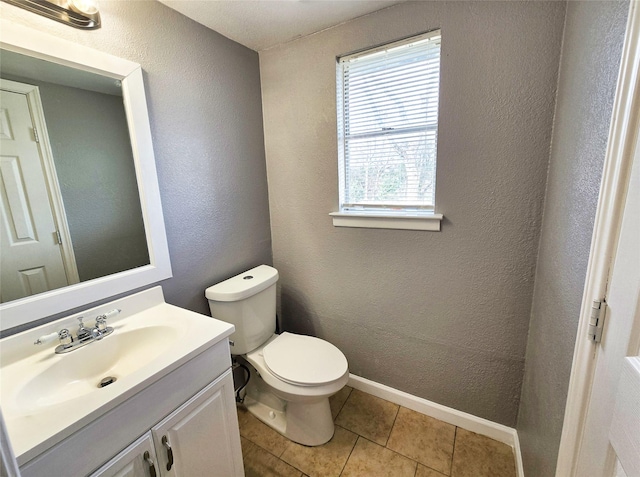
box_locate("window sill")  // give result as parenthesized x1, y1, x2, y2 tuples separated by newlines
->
(329, 212, 443, 231)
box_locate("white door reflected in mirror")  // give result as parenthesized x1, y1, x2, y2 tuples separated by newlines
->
(0, 81, 76, 301)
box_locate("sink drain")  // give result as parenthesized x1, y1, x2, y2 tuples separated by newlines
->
(98, 376, 117, 388)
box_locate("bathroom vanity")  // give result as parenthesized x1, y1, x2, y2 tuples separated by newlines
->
(0, 20, 243, 477)
(0, 287, 244, 477)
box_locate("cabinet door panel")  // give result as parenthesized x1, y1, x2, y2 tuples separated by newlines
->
(152, 370, 243, 477)
(90, 432, 159, 477)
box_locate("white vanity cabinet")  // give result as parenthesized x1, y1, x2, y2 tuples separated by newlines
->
(90, 433, 159, 477)
(18, 337, 243, 477)
(151, 372, 241, 477)
(91, 372, 243, 477)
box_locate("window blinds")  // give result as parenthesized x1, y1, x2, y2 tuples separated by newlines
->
(338, 30, 441, 212)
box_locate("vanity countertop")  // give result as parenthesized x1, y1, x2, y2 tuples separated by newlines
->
(0, 286, 234, 465)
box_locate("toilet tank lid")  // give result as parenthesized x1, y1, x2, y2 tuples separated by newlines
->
(205, 265, 278, 302)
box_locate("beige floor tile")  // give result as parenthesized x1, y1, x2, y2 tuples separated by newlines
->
(335, 389, 399, 445)
(416, 464, 448, 477)
(241, 437, 303, 477)
(341, 437, 417, 477)
(450, 428, 516, 477)
(237, 406, 292, 457)
(329, 386, 352, 419)
(280, 425, 358, 477)
(386, 407, 456, 475)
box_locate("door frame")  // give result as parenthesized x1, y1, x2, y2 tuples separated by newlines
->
(556, 1, 640, 475)
(1, 78, 79, 285)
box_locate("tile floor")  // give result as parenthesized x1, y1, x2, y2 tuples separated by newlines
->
(237, 386, 517, 477)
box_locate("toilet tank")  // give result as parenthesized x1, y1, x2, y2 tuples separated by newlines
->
(205, 265, 278, 355)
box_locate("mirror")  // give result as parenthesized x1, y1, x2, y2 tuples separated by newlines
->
(1, 49, 151, 302)
(0, 20, 172, 330)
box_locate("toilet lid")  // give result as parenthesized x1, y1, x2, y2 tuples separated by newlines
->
(263, 332, 348, 386)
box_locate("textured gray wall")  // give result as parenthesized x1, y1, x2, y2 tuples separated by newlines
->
(260, 1, 565, 426)
(38, 81, 148, 281)
(0, 0, 272, 317)
(517, 2, 629, 475)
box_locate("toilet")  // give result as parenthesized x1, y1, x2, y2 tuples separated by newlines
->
(205, 265, 349, 446)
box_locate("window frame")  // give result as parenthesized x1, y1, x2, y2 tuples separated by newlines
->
(332, 30, 444, 231)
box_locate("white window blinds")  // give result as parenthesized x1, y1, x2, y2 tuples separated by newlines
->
(337, 30, 441, 213)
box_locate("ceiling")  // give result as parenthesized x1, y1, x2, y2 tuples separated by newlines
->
(158, 0, 407, 51)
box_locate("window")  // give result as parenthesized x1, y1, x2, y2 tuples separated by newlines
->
(332, 30, 443, 231)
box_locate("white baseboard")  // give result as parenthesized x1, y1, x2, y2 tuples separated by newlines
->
(347, 374, 525, 477)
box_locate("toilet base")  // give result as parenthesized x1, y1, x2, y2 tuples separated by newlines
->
(241, 366, 336, 446)
(284, 398, 335, 446)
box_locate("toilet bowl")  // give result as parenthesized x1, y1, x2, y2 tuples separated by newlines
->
(241, 333, 348, 445)
(205, 265, 349, 446)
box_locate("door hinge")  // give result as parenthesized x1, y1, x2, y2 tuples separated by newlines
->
(588, 299, 607, 343)
(32, 127, 39, 143)
(54, 230, 62, 244)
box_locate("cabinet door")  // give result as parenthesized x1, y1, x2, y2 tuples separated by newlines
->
(152, 369, 244, 477)
(90, 432, 160, 477)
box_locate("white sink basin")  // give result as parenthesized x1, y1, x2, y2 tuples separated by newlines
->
(14, 325, 177, 411)
(0, 287, 234, 464)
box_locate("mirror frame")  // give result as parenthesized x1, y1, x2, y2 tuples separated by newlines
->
(0, 20, 172, 330)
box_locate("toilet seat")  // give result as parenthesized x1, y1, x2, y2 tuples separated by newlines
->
(262, 332, 348, 387)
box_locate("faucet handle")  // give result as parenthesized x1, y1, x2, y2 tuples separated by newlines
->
(34, 331, 58, 345)
(58, 329, 73, 347)
(95, 315, 107, 331)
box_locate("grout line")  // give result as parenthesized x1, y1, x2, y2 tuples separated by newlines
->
(289, 461, 306, 476)
(333, 386, 353, 421)
(243, 433, 285, 462)
(334, 391, 351, 422)
(338, 432, 360, 476)
(384, 403, 402, 447)
(379, 437, 421, 469)
(448, 426, 459, 476)
(274, 440, 305, 476)
(351, 435, 422, 475)
(237, 409, 292, 461)
(241, 433, 296, 472)
(278, 438, 293, 459)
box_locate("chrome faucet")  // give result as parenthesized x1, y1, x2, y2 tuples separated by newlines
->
(76, 317, 92, 342)
(34, 309, 120, 354)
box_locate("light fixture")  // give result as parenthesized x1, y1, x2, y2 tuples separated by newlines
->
(1, 0, 101, 29)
